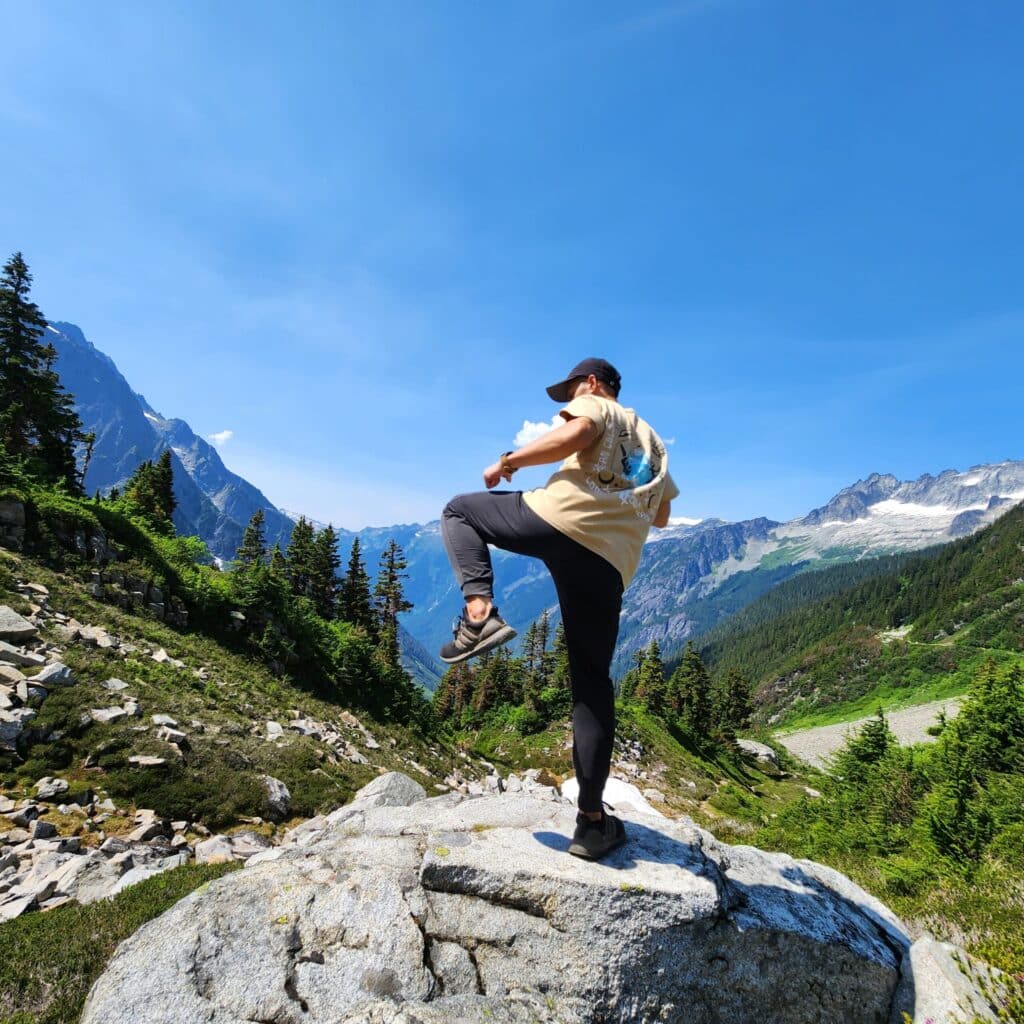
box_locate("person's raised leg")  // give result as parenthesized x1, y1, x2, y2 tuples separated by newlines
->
(439, 491, 562, 662)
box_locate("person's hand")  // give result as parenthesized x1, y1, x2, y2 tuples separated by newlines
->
(483, 461, 513, 488)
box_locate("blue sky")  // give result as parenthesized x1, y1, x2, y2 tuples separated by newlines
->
(3, 2, 1022, 528)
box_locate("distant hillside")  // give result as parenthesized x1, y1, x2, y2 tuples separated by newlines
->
(699, 501, 1024, 724)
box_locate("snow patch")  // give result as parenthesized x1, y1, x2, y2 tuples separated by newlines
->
(870, 500, 962, 519)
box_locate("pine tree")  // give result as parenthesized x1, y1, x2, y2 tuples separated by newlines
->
(236, 508, 268, 566)
(285, 516, 316, 597)
(374, 539, 413, 671)
(0, 253, 84, 489)
(712, 668, 754, 737)
(618, 648, 644, 703)
(310, 525, 342, 619)
(522, 610, 552, 708)
(339, 537, 375, 634)
(541, 622, 573, 718)
(269, 542, 288, 577)
(153, 449, 177, 520)
(667, 642, 713, 734)
(635, 640, 666, 713)
(120, 454, 176, 534)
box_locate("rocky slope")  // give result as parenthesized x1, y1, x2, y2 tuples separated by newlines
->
(79, 772, 1007, 1024)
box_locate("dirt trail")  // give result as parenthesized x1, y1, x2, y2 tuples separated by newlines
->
(774, 696, 964, 771)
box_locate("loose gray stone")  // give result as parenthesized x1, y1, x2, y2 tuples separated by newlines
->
(736, 738, 782, 768)
(352, 772, 427, 809)
(260, 775, 291, 823)
(0, 606, 38, 642)
(194, 835, 235, 864)
(151, 714, 178, 727)
(0, 641, 46, 667)
(0, 892, 36, 921)
(127, 756, 166, 768)
(34, 662, 75, 688)
(90, 707, 128, 724)
(34, 777, 70, 801)
(101, 678, 130, 692)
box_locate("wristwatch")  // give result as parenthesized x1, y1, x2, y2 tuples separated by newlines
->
(500, 451, 518, 475)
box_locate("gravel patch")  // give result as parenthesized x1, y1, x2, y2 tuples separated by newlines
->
(775, 697, 964, 771)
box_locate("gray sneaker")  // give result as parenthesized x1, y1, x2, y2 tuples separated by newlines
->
(439, 606, 517, 664)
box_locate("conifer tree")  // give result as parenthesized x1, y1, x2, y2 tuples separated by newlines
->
(339, 536, 375, 634)
(667, 642, 713, 734)
(635, 640, 666, 712)
(521, 610, 552, 708)
(285, 516, 317, 597)
(712, 668, 754, 737)
(0, 252, 84, 489)
(310, 524, 342, 619)
(236, 508, 268, 566)
(154, 449, 177, 520)
(542, 622, 573, 718)
(269, 542, 288, 577)
(618, 648, 644, 703)
(120, 454, 176, 534)
(374, 539, 413, 670)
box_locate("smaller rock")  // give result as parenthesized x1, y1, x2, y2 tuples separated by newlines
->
(100, 678, 130, 692)
(0, 641, 46, 667)
(157, 726, 188, 746)
(265, 720, 284, 739)
(34, 778, 70, 801)
(194, 835, 235, 865)
(0, 893, 36, 921)
(151, 714, 178, 727)
(0, 606, 38, 642)
(260, 775, 291, 823)
(90, 707, 128, 725)
(30, 818, 58, 839)
(736, 739, 781, 769)
(34, 663, 75, 688)
(127, 756, 166, 768)
(15, 680, 47, 705)
(126, 821, 169, 843)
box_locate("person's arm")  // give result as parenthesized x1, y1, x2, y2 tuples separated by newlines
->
(483, 416, 599, 488)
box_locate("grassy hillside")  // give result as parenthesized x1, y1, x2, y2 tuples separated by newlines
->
(697, 502, 1024, 726)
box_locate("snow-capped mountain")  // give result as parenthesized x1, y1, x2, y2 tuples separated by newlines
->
(45, 319, 1023, 683)
(617, 461, 1024, 670)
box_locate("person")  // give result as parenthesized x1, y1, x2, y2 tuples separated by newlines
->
(439, 357, 679, 860)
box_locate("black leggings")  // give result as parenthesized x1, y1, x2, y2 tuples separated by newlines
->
(441, 491, 623, 813)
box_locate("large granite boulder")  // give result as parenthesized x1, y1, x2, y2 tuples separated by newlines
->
(80, 775, 1003, 1024)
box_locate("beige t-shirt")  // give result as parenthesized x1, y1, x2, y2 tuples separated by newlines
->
(522, 394, 679, 586)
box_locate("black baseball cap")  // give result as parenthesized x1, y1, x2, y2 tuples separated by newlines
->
(546, 357, 622, 402)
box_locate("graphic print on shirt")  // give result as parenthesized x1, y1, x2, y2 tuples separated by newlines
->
(587, 425, 667, 521)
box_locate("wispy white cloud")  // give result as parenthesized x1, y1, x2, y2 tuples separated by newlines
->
(208, 429, 234, 447)
(663, 436, 676, 446)
(514, 416, 562, 448)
